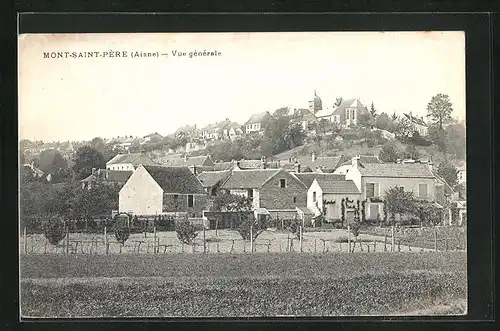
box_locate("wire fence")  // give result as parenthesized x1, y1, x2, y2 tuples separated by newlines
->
(20, 224, 466, 255)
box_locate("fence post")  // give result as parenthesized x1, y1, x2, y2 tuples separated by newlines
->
(373, 239, 376, 252)
(299, 226, 303, 253)
(66, 226, 69, 255)
(368, 245, 371, 253)
(104, 227, 108, 255)
(231, 240, 234, 253)
(434, 227, 438, 252)
(250, 225, 253, 253)
(445, 239, 448, 251)
(203, 226, 206, 253)
(391, 226, 395, 252)
(153, 226, 157, 254)
(23, 227, 27, 254)
(347, 224, 351, 253)
(314, 238, 317, 253)
(398, 240, 401, 252)
(384, 235, 387, 251)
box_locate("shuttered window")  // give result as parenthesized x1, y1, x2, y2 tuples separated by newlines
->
(366, 183, 375, 198)
(187, 195, 194, 208)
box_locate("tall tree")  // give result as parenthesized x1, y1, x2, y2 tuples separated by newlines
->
(375, 112, 390, 131)
(383, 186, 416, 222)
(37, 149, 68, 174)
(334, 97, 344, 107)
(72, 146, 106, 180)
(273, 107, 291, 118)
(444, 122, 466, 159)
(426, 93, 453, 130)
(370, 102, 377, 118)
(379, 143, 401, 162)
(437, 160, 459, 188)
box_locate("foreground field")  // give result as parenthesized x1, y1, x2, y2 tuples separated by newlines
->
(21, 252, 467, 317)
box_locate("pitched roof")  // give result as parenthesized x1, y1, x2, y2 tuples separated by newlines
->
(214, 161, 235, 171)
(357, 163, 435, 178)
(107, 170, 133, 183)
(340, 155, 382, 167)
(332, 98, 366, 116)
(245, 111, 273, 125)
(142, 165, 206, 194)
(221, 169, 280, 189)
(295, 155, 346, 171)
(161, 155, 213, 167)
(197, 170, 232, 188)
(314, 178, 360, 194)
(404, 113, 428, 127)
(106, 153, 157, 166)
(294, 173, 346, 188)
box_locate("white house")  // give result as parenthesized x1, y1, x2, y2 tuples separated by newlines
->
(403, 112, 429, 136)
(333, 155, 382, 175)
(307, 176, 361, 221)
(119, 164, 207, 216)
(106, 152, 157, 171)
(345, 156, 437, 220)
(315, 98, 369, 128)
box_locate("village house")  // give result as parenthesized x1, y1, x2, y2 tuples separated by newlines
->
(244, 111, 275, 134)
(159, 154, 215, 175)
(220, 168, 309, 222)
(345, 156, 438, 220)
(106, 152, 157, 171)
(315, 98, 370, 128)
(333, 155, 383, 175)
(185, 139, 206, 153)
(142, 132, 164, 144)
(221, 121, 244, 140)
(403, 112, 429, 136)
(213, 158, 279, 171)
(119, 165, 208, 216)
(307, 176, 361, 222)
(197, 170, 232, 197)
(81, 168, 132, 190)
(292, 108, 318, 131)
(279, 152, 346, 173)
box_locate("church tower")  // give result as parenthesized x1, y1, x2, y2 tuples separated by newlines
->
(308, 90, 323, 114)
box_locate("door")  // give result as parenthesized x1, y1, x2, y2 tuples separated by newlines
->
(369, 204, 379, 220)
(326, 204, 338, 220)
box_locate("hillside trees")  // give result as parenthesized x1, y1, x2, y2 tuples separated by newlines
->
(383, 186, 416, 223)
(72, 146, 106, 180)
(379, 143, 400, 162)
(334, 97, 344, 107)
(437, 160, 459, 188)
(426, 93, 453, 130)
(37, 149, 68, 174)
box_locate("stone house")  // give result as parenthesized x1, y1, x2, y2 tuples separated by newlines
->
(315, 98, 370, 128)
(119, 165, 208, 217)
(197, 170, 232, 197)
(244, 111, 275, 134)
(81, 168, 132, 190)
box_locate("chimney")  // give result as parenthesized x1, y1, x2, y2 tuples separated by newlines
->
(427, 162, 434, 172)
(192, 165, 197, 176)
(352, 156, 360, 168)
(316, 166, 322, 173)
(294, 161, 301, 173)
(312, 151, 317, 162)
(261, 156, 266, 169)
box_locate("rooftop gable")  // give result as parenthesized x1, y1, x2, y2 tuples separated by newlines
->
(197, 170, 232, 188)
(142, 165, 206, 194)
(245, 111, 274, 125)
(357, 163, 435, 178)
(314, 178, 360, 194)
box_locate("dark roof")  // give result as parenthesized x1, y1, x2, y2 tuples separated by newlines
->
(106, 153, 157, 166)
(294, 173, 346, 188)
(295, 155, 346, 171)
(221, 169, 280, 189)
(161, 155, 213, 167)
(214, 161, 235, 171)
(245, 111, 274, 125)
(142, 165, 206, 194)
(314, 177, 360, 194)
(107, 170, 133, 183)
(340, 155, 382, 167)
(357, 163, 435, 178)
(404, 113, 427, 127)
(197, 170, 232, 188)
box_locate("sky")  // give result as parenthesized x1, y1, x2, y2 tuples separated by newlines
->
(18, 31, 465, 142)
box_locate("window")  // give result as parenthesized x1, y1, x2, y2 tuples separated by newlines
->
(418, 184, 428, 198)
(280, 179, 286, 188)
(293, 197, 297, 203)
(346, 109, 350, 119)
(352, 109, 355, 119)
(366, 183, 375, 198)
(313, 192, 317, 202)
(248, 189, 254, 198)
(187, 195, 194, 207)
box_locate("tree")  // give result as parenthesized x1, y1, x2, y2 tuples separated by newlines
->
(437, 160, 459, 188)
(374, 112, 390, 131)
(334, 97, 343, 107)
(37, 149, 68, 174)
(444, 122, 466, 159)
(175, 216, 198, 245)
(357, 112, 372, 128)
(370, 102, 377, 119)
(43, 219, 66, 246)
(428, 123, 447, 152)
(413, 200, 444, 226)
(404, 145, 420, 160)
(395, 117, 414, 141)
(391, 112, 398, 121)
(283, 123, 306, 149)
(379, 143, 401, 162)
(318, 118, 331, 134)
(273, 106, 291, 118)
(90, 137, 106, 151)
(383, 186, 416, 223)
(114, 214, 131, 245)
(72, 145, 106, 180)
(426, 93, 453, 130)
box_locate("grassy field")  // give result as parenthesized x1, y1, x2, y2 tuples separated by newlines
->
(21, 252, 467, 317)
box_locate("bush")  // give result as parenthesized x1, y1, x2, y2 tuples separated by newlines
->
(113, 214, 130, 245)
(175, 218, 198, 244)
(43, 219, 66, 246)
